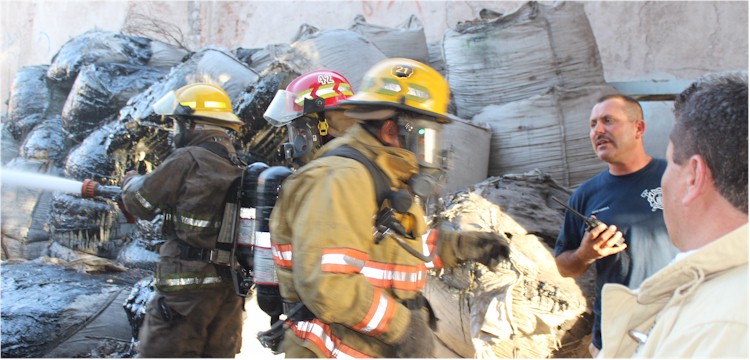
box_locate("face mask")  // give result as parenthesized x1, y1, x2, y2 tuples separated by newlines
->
(171, 118, 190, 149)
(397, 114, 449, 197)
(282, 116, 322, 165)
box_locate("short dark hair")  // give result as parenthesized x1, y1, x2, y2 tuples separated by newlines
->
(596, 94, 644, 122)
(671, 71, 748, 214)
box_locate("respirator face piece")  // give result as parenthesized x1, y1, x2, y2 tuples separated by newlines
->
(165, 117, 191, 149)
(283, 116, 321, 164)
(397, 114, 448, 198)
(398, 115, 443, 169)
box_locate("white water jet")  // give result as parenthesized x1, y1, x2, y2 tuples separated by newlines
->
(1, 168, 83, 195)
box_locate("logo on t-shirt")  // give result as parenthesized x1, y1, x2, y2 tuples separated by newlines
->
(640, 187, 663, 212)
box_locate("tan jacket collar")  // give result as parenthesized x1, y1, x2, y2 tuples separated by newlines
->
(637, 223, 749, 304)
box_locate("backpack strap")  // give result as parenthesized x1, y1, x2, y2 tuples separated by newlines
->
(321, 145, 391, 209)
(197, 141, 245, 167)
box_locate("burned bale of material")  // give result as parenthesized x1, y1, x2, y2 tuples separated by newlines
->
(234, 61, 299, 165)
(455, 169, 574, 248)
(1, 122, 19, 164)
(144, 40, 190, 71)
(61, 63, 166, 142)
(19, 115, 69, 167)
(5, 65, 68, 141)
(48, 193, 132, 259)
(424, 170, 594, 358)
(6, 65, 50, 138)
(66, 121, 133, 183)
(46, 30, 153, 88)
(233, 43, 292, 74)
(116, 219, 162, 271)
(47, 192, 129, 259)
(118, 47, 259, 133)
(1, 159, 64, 260)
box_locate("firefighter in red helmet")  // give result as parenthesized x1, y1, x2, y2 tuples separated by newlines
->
(264, 69, 357, 168)
(254, 70, 359, 353)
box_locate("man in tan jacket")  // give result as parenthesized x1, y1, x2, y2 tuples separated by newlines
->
(599, 71, 748, 358)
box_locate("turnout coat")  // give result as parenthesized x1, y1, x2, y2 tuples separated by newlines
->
(120, 130, 245, 357)
(270, 125, 462, 358)
(599, 224, 748, 358)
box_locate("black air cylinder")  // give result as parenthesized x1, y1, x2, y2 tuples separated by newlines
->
(236, 162, 269, 271)
(254, 166, 293, 325)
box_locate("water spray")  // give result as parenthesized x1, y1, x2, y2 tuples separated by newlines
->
(2, 168, 134, 222)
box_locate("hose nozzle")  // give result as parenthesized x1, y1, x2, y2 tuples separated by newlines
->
(81, 179, 122, 200)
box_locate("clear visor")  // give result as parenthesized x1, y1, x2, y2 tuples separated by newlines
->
(264, 90, 305, 127)
(400, 116, 444, 168)
(153, 91, 180, 116)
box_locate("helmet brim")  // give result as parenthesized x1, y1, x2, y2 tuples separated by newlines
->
(340, 100, 451, 123)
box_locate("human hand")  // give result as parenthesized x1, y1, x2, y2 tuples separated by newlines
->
(120, 170, 138, 189)
(575, 222, 627, 264)
(454, 230, 511, 270)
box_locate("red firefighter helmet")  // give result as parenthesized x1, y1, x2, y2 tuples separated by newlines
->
(263, 70, 354, 126)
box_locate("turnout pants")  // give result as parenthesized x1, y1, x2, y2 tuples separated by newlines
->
(137, 284, 244, 358)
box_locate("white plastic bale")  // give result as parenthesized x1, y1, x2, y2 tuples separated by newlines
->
(442, 1, 605, 119)
(349, 14, 429, 63)
(282, 27, 386, 92)
(440, 116, 491, 195)
(247, 44, 293, 73)
(475, 85, 617, 188)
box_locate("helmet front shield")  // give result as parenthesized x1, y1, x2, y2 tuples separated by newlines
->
(153, 90, 194, 116)
(400, 116, 444, 169)
(264, 90, 305, 127)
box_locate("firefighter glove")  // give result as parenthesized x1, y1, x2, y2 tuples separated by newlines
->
(393, 309, 435, 358)
(442, 227, 510, 270)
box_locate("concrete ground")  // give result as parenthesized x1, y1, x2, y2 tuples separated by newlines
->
(238, 296, 284, 359)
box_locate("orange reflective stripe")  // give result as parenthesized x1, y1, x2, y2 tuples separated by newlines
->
(351, 288, 397, 336)
(321, 247, 428, 291)
(291, 319, 371, 358)
(424, 229, 443, 269)
(391, 263, 427, 291)
(272, 242, 293, 268)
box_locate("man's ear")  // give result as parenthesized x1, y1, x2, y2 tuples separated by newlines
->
(379, 119, 401, 147)
(684, 154, 710, 205)
(635, 119, 646, 140)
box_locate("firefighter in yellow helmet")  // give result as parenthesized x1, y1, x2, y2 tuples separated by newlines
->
(120, 83, 246, 357)
(269, 59, 510, 358)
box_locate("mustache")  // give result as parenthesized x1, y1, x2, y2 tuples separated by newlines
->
(594, 135, 612, 143)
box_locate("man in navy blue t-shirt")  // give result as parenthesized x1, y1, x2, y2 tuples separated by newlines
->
(554, 94, 678, 357)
